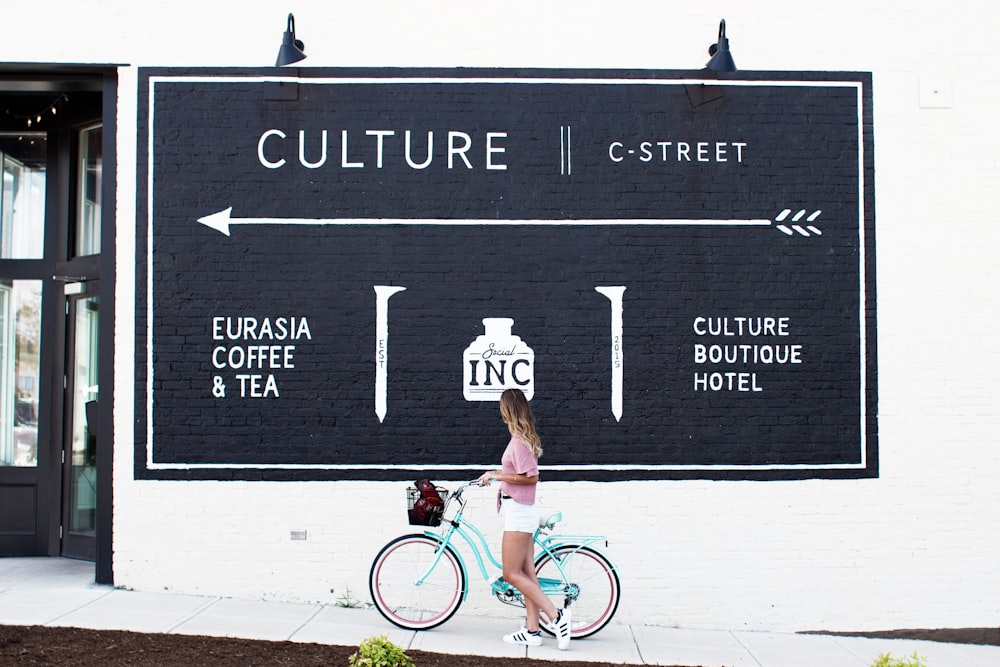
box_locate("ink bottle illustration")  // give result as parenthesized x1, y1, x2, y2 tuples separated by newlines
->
(463, 318, 534, 401)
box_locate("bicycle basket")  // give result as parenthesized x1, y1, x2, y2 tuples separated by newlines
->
(406, 482, 449, 526)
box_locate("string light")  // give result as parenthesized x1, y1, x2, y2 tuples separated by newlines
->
(11, 135, 45, 147)
(2, 93, 69, 129)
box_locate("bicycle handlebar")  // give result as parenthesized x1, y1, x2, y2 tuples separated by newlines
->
(441, 480, 488, 506)
(457, 479, 485, 493)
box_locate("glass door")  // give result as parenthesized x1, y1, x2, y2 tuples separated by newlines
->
(61, 120, 103, 561)
(0, 132, 48, 556)
(61, 282, 98, 560)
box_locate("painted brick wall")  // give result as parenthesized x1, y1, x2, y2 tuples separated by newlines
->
(2, 0, 998, 631)
(134, 70, 874, 481)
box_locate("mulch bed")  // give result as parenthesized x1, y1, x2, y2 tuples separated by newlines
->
(805, 626, 1000, 646)
(2, 624, 998, 666)
(0, 625, 645, 667)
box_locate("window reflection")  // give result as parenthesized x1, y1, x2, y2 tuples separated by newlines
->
(0, 133, 46, 259)
(0, 280, 42, 467)
(70, 296, 99, 532)
(76, 125, 102, 257)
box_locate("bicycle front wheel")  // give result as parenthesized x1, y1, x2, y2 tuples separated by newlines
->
(535, 544, 620, 638)
(369, 534, 466, 630)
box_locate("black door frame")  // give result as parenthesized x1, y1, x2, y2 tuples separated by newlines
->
(0, 64, 116, 584)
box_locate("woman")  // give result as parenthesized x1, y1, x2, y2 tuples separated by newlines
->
(478, 388, 571, 650)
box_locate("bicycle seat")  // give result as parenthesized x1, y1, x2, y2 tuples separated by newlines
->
(540, 512, 562, 529)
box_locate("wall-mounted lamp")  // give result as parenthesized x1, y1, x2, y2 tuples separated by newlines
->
(275, 13, 307, 66)
(705, 19, 737, 72)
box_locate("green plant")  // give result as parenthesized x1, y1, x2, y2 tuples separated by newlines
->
(870, 651, 928, 667)
(348, 635, 415, 667)
(333, 585, 361, 608)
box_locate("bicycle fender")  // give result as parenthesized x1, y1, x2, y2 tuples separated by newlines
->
(536, 537, 617, 569)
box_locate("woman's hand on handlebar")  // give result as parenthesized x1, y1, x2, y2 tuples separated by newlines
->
(477, 471, 501, 487)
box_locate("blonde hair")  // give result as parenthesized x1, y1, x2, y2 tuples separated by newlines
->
(499, 389, 542, 459)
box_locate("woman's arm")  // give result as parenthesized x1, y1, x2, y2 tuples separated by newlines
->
(478, 470, 538, 486)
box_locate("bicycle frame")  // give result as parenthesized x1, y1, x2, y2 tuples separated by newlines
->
(418, 483, 614, 606)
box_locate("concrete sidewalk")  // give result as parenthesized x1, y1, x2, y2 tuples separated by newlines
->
(1, 558, 998, 666)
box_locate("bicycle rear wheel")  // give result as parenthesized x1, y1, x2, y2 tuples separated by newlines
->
(535, 544, 620, 638)
(369, 534, 466, 630)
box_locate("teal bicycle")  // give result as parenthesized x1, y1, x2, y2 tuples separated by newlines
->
(369, 481, 621, 638)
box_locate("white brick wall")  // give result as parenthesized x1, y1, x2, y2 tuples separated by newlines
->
(4, 0, 999, 632)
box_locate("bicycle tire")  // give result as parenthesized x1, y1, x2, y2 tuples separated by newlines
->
(369, 534, 466, 630)
(535, 544, 621, 638)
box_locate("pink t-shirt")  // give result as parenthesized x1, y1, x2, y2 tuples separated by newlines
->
(500, 436, 539, 506)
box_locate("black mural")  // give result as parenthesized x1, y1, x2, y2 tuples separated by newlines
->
(135, 68, 877, 481)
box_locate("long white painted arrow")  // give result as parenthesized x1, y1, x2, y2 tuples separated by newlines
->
(374, 285, 406, 423)
(596, 286, 626, 422)
(197, 207, 774, 236)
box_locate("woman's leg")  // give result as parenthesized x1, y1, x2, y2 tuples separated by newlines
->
(502, 530, 558, 630)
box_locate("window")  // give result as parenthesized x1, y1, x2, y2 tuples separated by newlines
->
(0, 280, 42, 466)
(69, 295, 99, 532)
(76, 124, 102, 257)
(0, 133, 46, 259)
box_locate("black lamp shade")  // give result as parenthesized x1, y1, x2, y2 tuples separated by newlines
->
(705, 19, 737, 72)
(276, 14, 306, 66)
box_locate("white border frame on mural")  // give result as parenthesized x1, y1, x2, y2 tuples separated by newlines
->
(144, 74, 868, 473)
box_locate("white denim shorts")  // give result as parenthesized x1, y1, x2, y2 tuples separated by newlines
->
(502, 496, 540, 533)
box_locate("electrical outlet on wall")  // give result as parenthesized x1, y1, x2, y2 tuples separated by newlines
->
(290, 529, 308, 541)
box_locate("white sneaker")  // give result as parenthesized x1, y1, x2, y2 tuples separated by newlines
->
(503, 625, 543, 646)
(553, 608, 571, 650)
